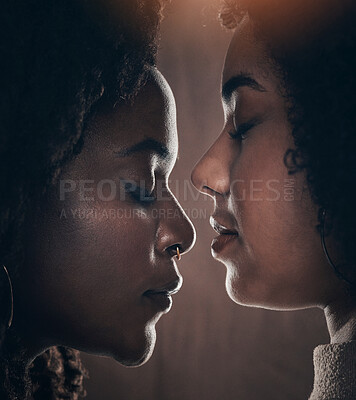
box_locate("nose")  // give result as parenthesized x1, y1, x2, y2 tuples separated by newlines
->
(191, 133, 231, 198)
(156, 192, 196, 258)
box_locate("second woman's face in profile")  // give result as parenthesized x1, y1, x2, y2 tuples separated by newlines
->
(191, 17, 344, 311)
(15, 71, 195, 366)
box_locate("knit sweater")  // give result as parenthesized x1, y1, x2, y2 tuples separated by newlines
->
(309, 341, 356, 400)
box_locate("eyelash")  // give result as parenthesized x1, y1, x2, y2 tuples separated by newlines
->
(123, 181, 156, 205)
(228, 121, 256, 141)
(131, 188, 156, 204)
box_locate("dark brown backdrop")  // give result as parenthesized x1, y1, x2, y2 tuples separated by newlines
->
(81, 1, 329, 399)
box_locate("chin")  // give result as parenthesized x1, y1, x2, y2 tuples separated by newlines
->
(226, 275, 315, 311)
(111, 324, 157, 368)
(226, 279, 251, 307)
(225, 270, 273, 308)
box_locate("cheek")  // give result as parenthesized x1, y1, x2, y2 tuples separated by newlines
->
(228, 136, 333, 308)
(54, 206, 155, 297)
(21, 197, 158, 339)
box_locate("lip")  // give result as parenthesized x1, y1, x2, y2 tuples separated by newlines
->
(211, 234, 238, 254)
(143, 278, 182, 312)
(209, 216, 239, 236)
(144, 292, 173, 311)
(210, 216, 239, 255)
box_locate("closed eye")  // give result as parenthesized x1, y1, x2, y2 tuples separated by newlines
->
(129, 186, 156, 204)
(122, 179, 156, 205)
(228, 118, 261, 141)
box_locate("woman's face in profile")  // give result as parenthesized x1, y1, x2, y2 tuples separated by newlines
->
(15, 71, 195, 366)
(192, 17, 344, 311)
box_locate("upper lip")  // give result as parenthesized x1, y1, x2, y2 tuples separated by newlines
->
(144, 278, 182, 296)
(210, 216, 239, 235)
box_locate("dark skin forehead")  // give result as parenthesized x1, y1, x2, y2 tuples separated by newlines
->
(72, 70, 178, 177)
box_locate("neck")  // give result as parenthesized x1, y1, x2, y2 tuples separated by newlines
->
(324, 292, 356, 344)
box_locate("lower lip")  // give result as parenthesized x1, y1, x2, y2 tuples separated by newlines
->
(211, 234, 238, 254)
(144, 293, 173, 312)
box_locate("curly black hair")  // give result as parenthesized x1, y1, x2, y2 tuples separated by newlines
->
(0, 0, 164, 398)
(220, 0, 356, 289)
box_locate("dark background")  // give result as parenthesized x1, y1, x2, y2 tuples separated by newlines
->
(81, 1, 329, 399)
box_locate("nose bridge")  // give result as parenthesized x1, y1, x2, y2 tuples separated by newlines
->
(191, 132, 231, 196)
(156, 189, 196, 255)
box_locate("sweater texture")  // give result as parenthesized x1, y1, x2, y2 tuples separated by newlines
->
(309, 341, 356, 400)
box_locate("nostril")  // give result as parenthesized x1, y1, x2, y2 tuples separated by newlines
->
(166, 244, 183, 260)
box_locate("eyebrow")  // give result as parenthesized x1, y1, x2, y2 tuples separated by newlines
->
(222, 73, 266, 102)
(113, 137, 170, 159)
